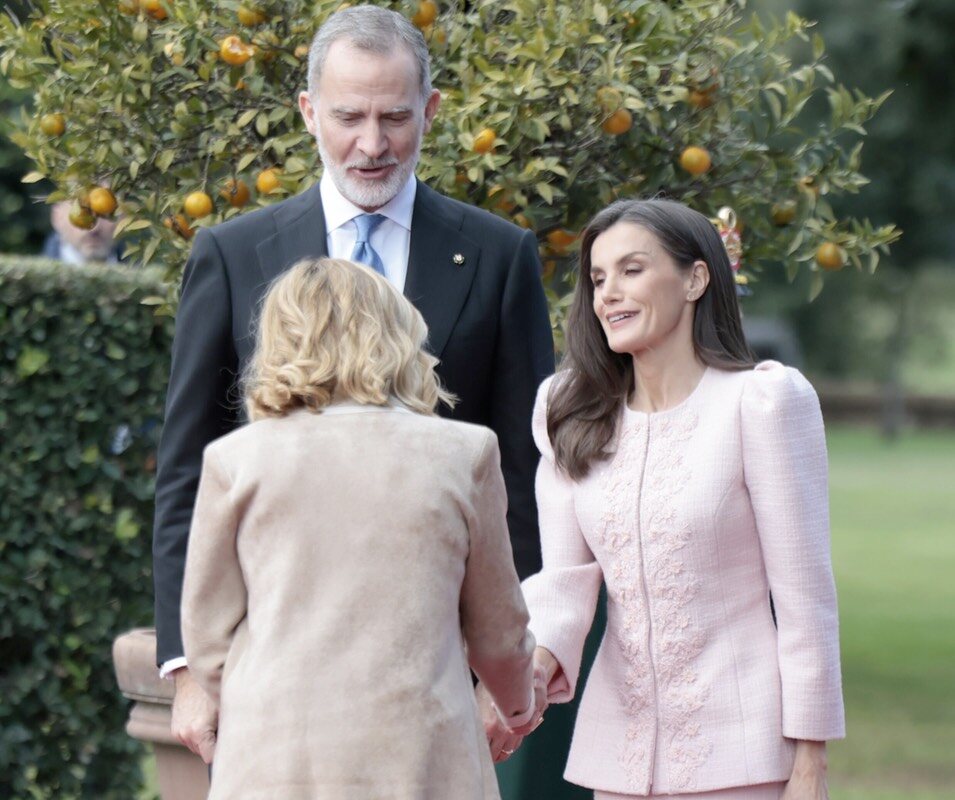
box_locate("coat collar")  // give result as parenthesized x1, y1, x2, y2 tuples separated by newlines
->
(255, 178, 480, 359)
(255, 181, 328, 285)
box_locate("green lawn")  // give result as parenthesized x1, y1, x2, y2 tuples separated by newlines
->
(826, 426, 955, 799)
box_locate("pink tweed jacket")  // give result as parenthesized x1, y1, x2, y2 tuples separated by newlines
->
(522, 361, 845, 797)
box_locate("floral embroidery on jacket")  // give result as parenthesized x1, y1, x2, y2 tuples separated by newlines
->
(596, 416, 653, 791)
(597, 408, 712, 792)
(645, 410, 712, 791)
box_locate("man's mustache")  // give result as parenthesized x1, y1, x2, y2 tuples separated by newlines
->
(346, 158, 399, 170)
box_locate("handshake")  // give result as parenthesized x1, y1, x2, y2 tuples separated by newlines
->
(476, 646, 558, 764)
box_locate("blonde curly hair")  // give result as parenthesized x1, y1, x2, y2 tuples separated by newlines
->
(243, 257, 455, 420)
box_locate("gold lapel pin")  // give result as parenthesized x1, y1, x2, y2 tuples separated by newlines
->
(452, 253, 465, 265)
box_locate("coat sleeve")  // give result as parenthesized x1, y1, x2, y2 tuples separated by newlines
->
(460, 430, 536, 727)
(488, 228, 555, 580)
(521, 376, 603, 703)
(180, 445, 247, 706)
(152, 228, 240, 666)
(741, 361, 845, 741)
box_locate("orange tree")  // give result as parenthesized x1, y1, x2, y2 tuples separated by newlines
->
(1, 0, 899, 324)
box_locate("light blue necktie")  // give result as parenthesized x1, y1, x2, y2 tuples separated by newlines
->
(350, 214, 386, 276)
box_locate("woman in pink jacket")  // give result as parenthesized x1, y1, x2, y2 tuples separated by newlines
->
(502, 199, 845, 799)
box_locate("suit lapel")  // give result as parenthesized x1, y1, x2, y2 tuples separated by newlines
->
(254, 179, 479, 360)
(404, 181, 480, 359)
(256, 181, 328, 284)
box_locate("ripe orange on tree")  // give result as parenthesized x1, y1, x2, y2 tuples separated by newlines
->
(546, 228, 578, 252)
(473, 128, 496, 154)
(771, 201, 797, 227)
(596, 86, 623, 111)
(601, 108, 632, 136)
(220, 178, 251, 208)
(184, 190, 213, 219)
(513, 213, 532, 229)
(219, 35, 255, 66)
(68, 202, 96, 230)
(679, 146, 712, 176)
(164, 213, 194, 240)
(256, 168, 281, 194)
(39, 112, 65, 136)
(237, 5, 267, 26)
(815, 242, 845, 271)
(141, 0, 168, 21)
(294, 44, 310, 59)
(688, 88, 715, 109)
(411, 1, 438, 29)
(88, 187, 117, 216)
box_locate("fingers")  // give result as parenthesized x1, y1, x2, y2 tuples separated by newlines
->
(173, 718, 216, 760)
(490, 730, 524, 764)
(171, 670, 219, 762)
(196, 729, 218, 765)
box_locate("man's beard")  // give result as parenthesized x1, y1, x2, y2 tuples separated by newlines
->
(316, 132, 420, 210)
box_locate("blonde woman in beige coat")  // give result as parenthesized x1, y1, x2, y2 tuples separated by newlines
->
(181, 257, 540, 799)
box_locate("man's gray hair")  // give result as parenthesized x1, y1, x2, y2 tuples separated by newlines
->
(306, 5, 433, 100)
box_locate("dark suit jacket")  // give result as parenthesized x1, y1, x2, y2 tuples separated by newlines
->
(152, 179, 555, 665)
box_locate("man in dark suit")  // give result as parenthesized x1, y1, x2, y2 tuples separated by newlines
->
(153, 4, 554, 761)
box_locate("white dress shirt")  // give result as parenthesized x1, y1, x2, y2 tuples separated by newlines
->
(320, 172, 416, 292)
(159, 175, 419, 680)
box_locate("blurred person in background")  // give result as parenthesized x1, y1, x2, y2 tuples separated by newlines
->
(42, 200, 121, 265)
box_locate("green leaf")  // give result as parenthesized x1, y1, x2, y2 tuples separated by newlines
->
(237, 109, 258, 128)
(17, 347, 49, 377)
(105, 342, 126, 360)
(536, 182, 555, 205)
(114, 508, 140, 542)
(808, 270, 825, 302)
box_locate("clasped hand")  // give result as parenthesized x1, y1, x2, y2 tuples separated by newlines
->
(476, 656, 551, 763)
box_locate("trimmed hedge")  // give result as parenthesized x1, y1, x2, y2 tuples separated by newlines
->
(0, 256, 172, 799)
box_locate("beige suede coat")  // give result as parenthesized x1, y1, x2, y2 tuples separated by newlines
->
(181, 404, 535, 800)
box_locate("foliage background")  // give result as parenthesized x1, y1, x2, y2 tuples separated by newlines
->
(0, 72, 48, 253)
(0, 0, 898, 323)
(0, 256, 172, 799)
(746, 0, 955, 397)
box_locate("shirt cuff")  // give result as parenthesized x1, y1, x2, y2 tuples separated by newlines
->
(159, 656, 188, 680)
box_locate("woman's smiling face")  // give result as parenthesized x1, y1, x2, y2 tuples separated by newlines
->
(589, 221, 703, 357)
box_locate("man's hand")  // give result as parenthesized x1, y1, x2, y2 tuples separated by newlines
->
(171, 668, 218, 765)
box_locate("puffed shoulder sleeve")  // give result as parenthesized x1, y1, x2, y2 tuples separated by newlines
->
(741, 361, 845, 740)
(521, 375, 603, 703)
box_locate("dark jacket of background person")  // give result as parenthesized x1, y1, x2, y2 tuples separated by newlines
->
(152, 179, 555, 665)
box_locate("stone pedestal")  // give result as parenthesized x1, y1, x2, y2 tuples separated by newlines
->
(113, 628, 209, 800)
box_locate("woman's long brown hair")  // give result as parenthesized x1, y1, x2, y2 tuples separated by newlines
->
(549, 199, 756, 479)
